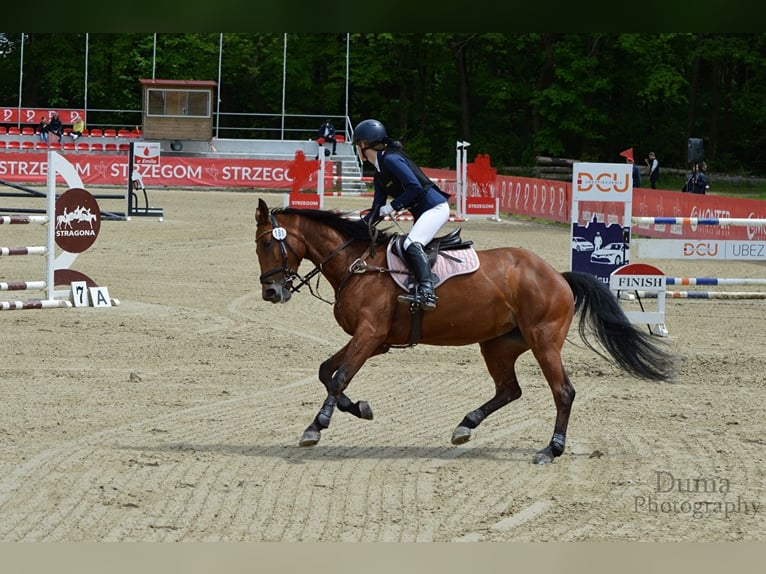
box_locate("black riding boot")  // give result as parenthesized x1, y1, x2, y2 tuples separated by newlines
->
(398, 242, 437, 311)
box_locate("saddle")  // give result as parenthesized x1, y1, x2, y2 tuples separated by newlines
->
(390, 227, 474, 265)
(386, 228, 479, 292)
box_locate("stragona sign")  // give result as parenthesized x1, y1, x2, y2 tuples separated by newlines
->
(55, 188, 101, 253)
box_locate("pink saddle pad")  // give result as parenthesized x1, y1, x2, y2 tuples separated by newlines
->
(386, 242, 480, 292)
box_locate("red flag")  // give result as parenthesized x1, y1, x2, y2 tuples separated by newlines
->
(619, 147, 634, 161)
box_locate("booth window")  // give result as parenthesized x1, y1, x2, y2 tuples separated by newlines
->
(146, 88, 210, 118)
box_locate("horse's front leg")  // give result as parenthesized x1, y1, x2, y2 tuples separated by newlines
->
(299, 334, 388, 447)
(318, 344, 390, 420)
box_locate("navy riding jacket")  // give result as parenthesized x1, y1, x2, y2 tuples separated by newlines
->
(368, 149, 449, 220)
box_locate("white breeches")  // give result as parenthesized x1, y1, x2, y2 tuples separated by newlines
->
(403, 202, 450, 249)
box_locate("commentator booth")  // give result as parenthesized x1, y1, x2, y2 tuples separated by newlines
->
(139, 78, 217, 151)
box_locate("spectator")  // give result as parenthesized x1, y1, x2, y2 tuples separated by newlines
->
(645, 151, 660, 189)
(37, 116, 49, 144)
(619, 147, 641, 188)
(317, 119, 337, 156)
(682, 162, 709, 194)
(629, 157, 641, 188)
(682, 163, 697, 193)
(48, 112, 64, 143)
(694, 162, 709, 194)
(71, 115, 85, 141)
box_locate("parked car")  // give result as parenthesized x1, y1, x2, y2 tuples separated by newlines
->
(572, 236, 595, 252)
(590, 242, 628, 265)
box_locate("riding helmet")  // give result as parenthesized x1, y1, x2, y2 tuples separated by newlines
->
(352, 119, 387, 147)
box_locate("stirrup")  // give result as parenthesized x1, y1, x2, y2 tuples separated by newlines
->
(397, 290, 437, 311)
(398, 291, 421, 306)
(421, 293, 437, 311)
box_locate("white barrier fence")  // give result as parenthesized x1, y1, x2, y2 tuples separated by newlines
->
(617, 216, 766, 336)
(0, 178, 61, 309)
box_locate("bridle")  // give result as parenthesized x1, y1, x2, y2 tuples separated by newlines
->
(257, 212, 356, 302)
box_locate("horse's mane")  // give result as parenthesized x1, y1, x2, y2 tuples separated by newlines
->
(273, 207, 393, 245)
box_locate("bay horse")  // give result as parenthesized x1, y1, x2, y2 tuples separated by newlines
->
(254, 198, 677, 464)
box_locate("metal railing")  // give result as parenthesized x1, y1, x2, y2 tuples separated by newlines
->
(78, 109, 353, 142)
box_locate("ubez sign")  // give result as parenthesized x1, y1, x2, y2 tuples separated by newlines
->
(683, 241, 766, 258)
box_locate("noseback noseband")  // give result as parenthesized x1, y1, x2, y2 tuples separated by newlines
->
(258, 213, 300, 288)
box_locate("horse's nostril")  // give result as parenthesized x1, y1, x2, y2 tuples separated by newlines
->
(263, 287, 277, 300)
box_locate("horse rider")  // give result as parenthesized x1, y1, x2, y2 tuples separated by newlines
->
(354, 118, 451, 311)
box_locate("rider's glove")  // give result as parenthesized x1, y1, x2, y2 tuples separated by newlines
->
(379, 203, 395, 217)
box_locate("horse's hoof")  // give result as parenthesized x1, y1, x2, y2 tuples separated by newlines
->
(299, 430, 321, 447)
(358, 401, 374, 420)
(451, 426, 472, 445)
(532, 450, 554, 464)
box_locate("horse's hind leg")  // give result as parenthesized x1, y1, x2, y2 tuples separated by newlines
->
(529, 346, 575, 465)
(451, 334, 525, 445)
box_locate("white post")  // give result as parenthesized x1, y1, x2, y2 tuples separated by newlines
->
(455, 141, 470, 218)
(455, 141, 462, 218)
(318, 146, 325, 209)
(461, 141, 470, 218)
(45, 150, 56, 302)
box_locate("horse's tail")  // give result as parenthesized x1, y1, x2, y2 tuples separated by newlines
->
(562, 271, 678, 382)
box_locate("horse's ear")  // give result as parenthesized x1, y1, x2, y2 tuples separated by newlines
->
(256, 198, 269, 224)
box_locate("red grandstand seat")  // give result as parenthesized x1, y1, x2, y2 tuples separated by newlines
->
(129, 129, 142, 138)
(0, 141, 6, 149)
(0, 126, 7, 135)
(8, 126, 21, 135)
(49, 142, 62, 150)
(103, 129, 117, 138)
(104, 143, 118, 152)
(76, 142, 89, 151)
(63, 142, 76, 150)
(118, 143, 130, 152)
(22, 127, 36, 135)
(89, 128, 103, 137)
(36, 141, 49, 150)
(90, 142, 104, 152)
(117, 129, 132, 138)
(22, 141, 35, 149)
(335, 134, 345, 143)
(7, 141, 21, 149)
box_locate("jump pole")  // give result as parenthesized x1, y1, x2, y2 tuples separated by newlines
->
(632, 217, 766, 227)
(634, 290, 766, 300)
(666, 277, 766, 286)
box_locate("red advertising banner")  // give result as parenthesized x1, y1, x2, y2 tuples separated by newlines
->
(1, 107, 86, 125)
(0, 153, 319, 189)
(2, 151, 765, 243)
